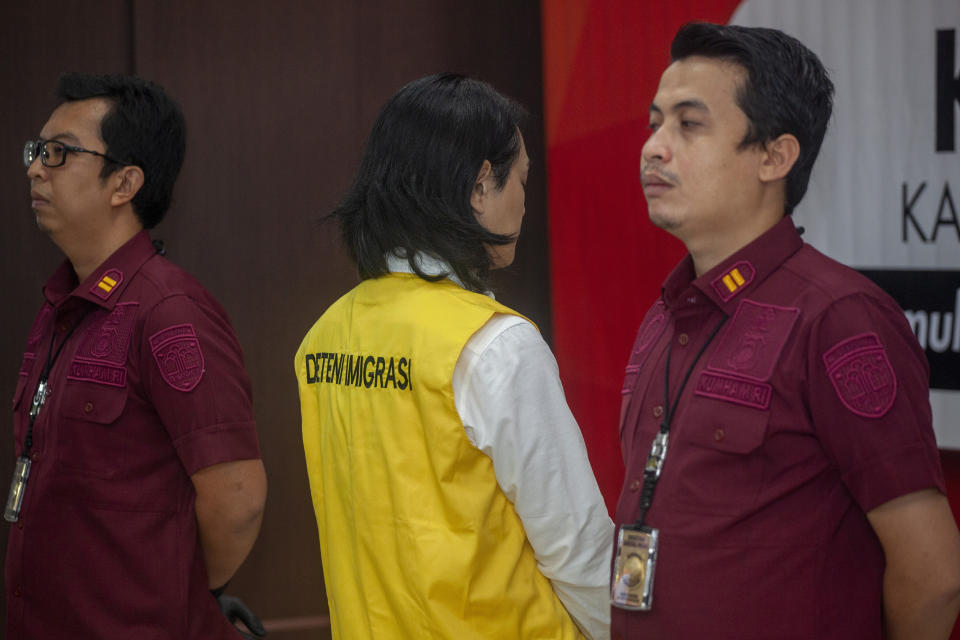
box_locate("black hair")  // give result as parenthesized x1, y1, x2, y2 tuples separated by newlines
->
(671, 23, 834, 214)
(332, 73, 527, 293)
(56, 72, 186, 229)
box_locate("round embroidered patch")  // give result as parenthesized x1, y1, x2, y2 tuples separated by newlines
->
(823, 333, 897, 418)
(149, 324, 205, 391)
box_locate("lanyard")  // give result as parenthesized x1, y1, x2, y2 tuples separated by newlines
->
(633, 315, 727, 527)
(23, 308, 91, 456)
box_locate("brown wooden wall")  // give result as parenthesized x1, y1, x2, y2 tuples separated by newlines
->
(0, 2, 549, 636)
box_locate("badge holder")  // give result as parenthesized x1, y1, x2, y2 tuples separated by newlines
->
(612, 428, 667, 611)
(4, 456, 32, 523)
(611, 524, 659, 610)
(5, 379, 49, 523)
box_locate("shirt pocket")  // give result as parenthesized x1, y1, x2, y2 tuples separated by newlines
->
(53, 381, 178, 513)
(671, 399, 770, 516)
(56, 381, 128, 477)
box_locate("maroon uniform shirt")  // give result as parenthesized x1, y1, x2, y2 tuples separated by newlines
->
(8, 231, 261, 639)
(614, 217, 944, 639)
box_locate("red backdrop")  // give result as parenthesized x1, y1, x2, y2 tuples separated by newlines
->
(541, 0, 743, 514)
(541, 2, 960, 636)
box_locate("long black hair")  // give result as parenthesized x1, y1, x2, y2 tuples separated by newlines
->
(332, 73, 526, 293)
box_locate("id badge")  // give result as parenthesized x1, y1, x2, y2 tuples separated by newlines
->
(4, 456, 32, 523)
(611, 524, 659, 611)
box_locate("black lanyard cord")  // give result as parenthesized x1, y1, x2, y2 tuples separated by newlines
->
(635, 315, 728, 527)
(23, 308, 91, 454)
(662, 316, 728, 428)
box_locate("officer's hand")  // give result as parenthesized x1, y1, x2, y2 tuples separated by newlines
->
(214, 592, 267, 639)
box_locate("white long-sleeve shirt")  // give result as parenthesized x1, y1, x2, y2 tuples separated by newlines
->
(387, 254, 613, 639)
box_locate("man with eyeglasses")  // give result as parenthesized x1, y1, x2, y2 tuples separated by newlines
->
(9, 73, 267, 639)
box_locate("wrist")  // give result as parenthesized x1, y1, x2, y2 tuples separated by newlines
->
(210, 581, 229, 598)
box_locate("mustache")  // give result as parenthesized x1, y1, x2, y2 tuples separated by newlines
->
(640, 163, 679, 185)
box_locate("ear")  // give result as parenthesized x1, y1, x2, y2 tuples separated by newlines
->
(758, 134, 800, 184)
(470, 160, 494, 215)
(110, 165, 145, 208)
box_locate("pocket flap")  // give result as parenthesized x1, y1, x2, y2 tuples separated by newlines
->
(681, 399, 769, 455)
(59, 381, 128, 425)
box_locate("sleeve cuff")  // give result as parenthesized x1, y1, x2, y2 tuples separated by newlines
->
(174, 421, 261, 475)
(843, 441, 946, 512)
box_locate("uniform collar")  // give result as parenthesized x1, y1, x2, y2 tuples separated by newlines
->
(662, 216, 804, 314)
(385, 252, 495, 299)
(43, 231, 158, 310)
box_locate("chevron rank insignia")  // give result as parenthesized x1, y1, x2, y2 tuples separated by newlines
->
(90, 269, 123, 301)
(711, 261, 755, 302)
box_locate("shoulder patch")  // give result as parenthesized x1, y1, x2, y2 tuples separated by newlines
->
(633, 302, 668, 357)
(91, 268, 123, 300)
(623, 302, 669, 394)
(149, 324, 205, 391)
(27, 305, 54, 348)
(18, 353, 36, 378)
(823, 333, 896, 418)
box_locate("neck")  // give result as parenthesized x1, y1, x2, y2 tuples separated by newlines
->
(689, 215, 784, 277)
(687, 232, 762, 278)
(58, 210, 143, 283)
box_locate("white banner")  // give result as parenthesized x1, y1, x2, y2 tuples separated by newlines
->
(732, 0, 960, 446)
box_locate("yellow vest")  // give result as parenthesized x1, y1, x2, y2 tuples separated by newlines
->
(295, 274, 582, 639)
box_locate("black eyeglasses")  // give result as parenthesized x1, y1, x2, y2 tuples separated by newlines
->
(23, 139, 127, 169)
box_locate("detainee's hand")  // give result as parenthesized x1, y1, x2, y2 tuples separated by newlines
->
(215, 592, 267, 639)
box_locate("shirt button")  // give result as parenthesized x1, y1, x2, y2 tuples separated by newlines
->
(30, 452, 40, 462)
(678, 333, 689, 346)
(83, 402, 94, 414)
(652, 405, 664, 418)
(13, 586, 22, 597)
(629, 479, 642, 492)
(714, 428, 726, 442)
(16, 520, 24, 530)
(58, 323, 68, 332)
